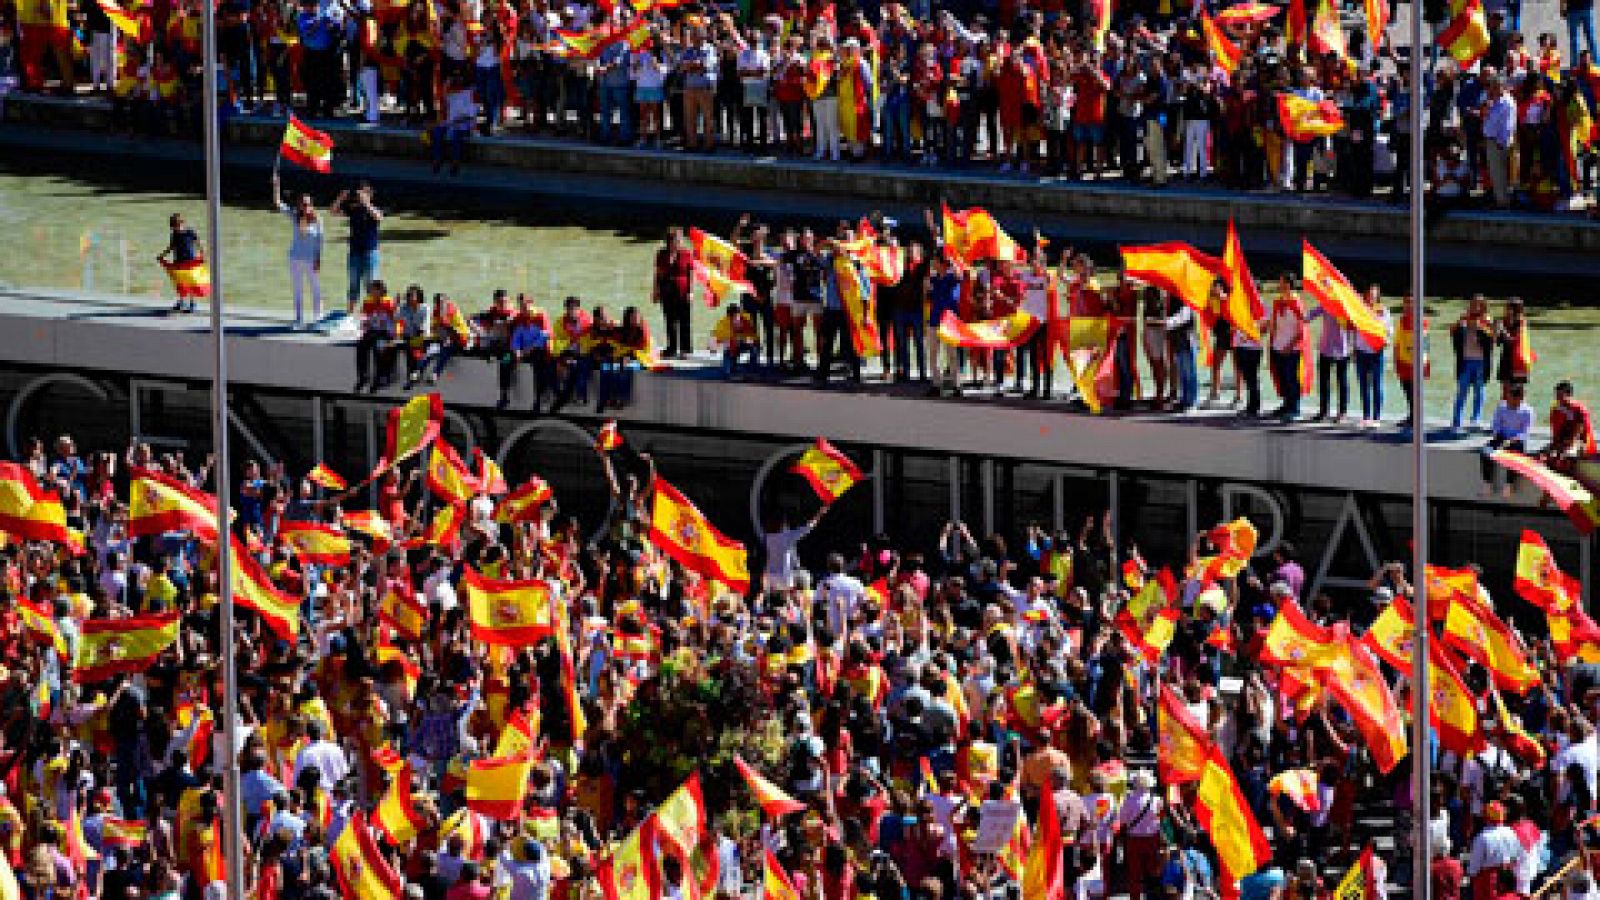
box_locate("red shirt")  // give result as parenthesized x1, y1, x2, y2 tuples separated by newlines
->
(1071, 69, 1108, 126)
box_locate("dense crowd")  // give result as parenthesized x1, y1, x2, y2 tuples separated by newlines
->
(3, 0, 1599, 210)
(0, 373, 1597, 899)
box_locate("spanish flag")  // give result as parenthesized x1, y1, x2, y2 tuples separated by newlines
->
(832, 251, 882, 357)
(1220, 219, 1264, 342)
(306, 462, 347, 492)
(231, 537, 301, 639)
(733, 755, 807, 819)
(687, 228, 750, 289)
(439, 808, 487, 860)
(463, 566, 556, 645)
(1157, 684, 1209, 784)
(1309, 0, 1346, 59)
(377, 586, 427, 642)
(551, 24, 615, 60)
(280, 115, 334, 173)
(128, 467, 218, 540)
(1127, 567, 1177, 622)
(374, 764, 428, 845)
(560, 632, 587, 745)
(1195, 747, 1272, 894)
(1493, 686, 1547, 769)
(97, 0, 141, 36)
(790, 438, 863, 504)
(1302, 240, 1388, 350)
(1268, 769, 1321, 812)
(1441, 588, 1537, 692)
(342, 509, 394, 547)
(1359, 595, 1415, 671)
(1333, 845, 1378, 900)
(1119, 242, 1226, 317)
(595, 420, 623, 453)
(472, 449, 507, 496)
(763, 850, 804, 900)
(649, 479, 750, 594)
(466, 752, 534, 820)
(1116, 607, 1181, 665)
(0, 462, 68, 542)
(653, 774, 720, 899)
(331, 813, 403, 900)
(1208, 517, 1259, 564)
(1490, 449, 1600, 534)
(1322, 636, 1408, 773)
(101, 817, 148, 848)
(1437, 0, 1490, 66)
(1278, 93, 1346, 141)
(1426, 641, 1486, 757)
(1260, 596, 1339, 669)
(1547, 604, 1600, 662)
(17, 597, 67, 657)
(1202, 12, 1243, 71)
(1423, 565, 1479, 619)
(935, 310, 1041, 350)
(278, 520, 352, 567)
(74, 611, 181, 683)
(162, 258, 211, 299)
(941, 204, 1026, 264)
(372, 393, 443, 479)
(1515, 529, 1575, 611)
(1022, 765, 1065, 900)
(597, 817, 656, 900)
(425, 441, 480, 506)
(370, 742, 406, 775)
(418, 503, 464, 552)
(496, 705, 539, 757)
(494, 476, 553, 524)
(1365, 0, 1390, 52)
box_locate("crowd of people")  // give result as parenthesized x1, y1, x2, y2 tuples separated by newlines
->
(4, 0, 1599, 209)
(0, 382, 1598, 900)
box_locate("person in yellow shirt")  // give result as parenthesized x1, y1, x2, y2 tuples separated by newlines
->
(713, 305, 761, 379)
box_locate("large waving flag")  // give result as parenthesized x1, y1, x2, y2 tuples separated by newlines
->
(1195, 748, 1273, 894)
(1202, 12, 1243, 70)
(494, 476, 553, 524)
(1220, 219, 1264, 342)
(1321, 635, 1407, 773)
(96, 0, 141, 36)
(1438, 0, 1489, 66)
(18, 597, 67, 657)
(0, 462, 68, 542)
(1302, 240, 1388, 350)
(734, 756, 808, 819)
(762, 850, 804, 900)
(1278, 93, 1346, 140)
(372, 393, 444, 480)
(1157, 684, 1210, 784)
(1022, 762, 1065, 900)
(936, 310, 1041, 349)
(1492, 450, 1600, 534)
(1260, 597, 1340, 669)
(1269, 769, 1321, 812)
(1427, 642, 1486, 756)
(687, 228, 750, 288)
(649, 479, 750, 593)
(306, 463, 348, 492)
(1441, 587, 1538, 692)
(231, 537, 301, 639)
(280, 115, 334, 173)
(425, 441, 480, 506)
(331, 812, 403, 900)
(1119, 242, 1226, 317)
(463, 567, 556, 645)
(377, 585, 427, 641)
(1360, 595, 1415, 671)
(466, 753, 535, 819)
(128, 467, 219, 539)
(278, 520, 352, 567)
(941, 204, 1027, 264)
(162, 258, 211, 298)
(597, 817, 657, 900)
(374, 764, 428, 845)
(790, 438, 863, 504)
(1116, 607, 1181, 665)
(651, 774, 720, 899)
(74, 612, 182, 682)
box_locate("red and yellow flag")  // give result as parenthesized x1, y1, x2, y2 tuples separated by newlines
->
(1195, 747, 1273, 892)
(597, 817, 657, 900)
(74, 611, 181, 682)
(128, 467, 218, 539)
(1359, 595, 1415, 671)
(1268, 769, 1321, 812)
(496, 705, 540, 758)
(790, 438, 863, 504)
(1116, 607, 1181, 665)
(101, 818, 149, 848)
(595, 420, 623, 453)
(96, 0, 141, 36)
(1515, 529, 1576, 611)
(1365, 0, 1390, 52)
(941, 204, 1027, 264)
(733, 755, 808, 818)
(373, 393, 443, 479)
(1278, 93, 1345, 141)
(342, 509, 392, 547)
(1302, 240, 1388, 350)
(278, 520, 352, 566)
(1427, 642, 1487, 757)
(231, 538, 300, 639)
(472, 449, 507, 496)
(936, 309, 1040, 350)
(1322, 635, 1408, 773)
(1260, 597, 1339, 669)
(1120, 242, 1226, 317)
(331, 813, 403, 900)
(494, 476, 553, 524)
(1220, 218, 1264, 342)
(0, 462, 68, 542)
(649, 479, 750, 594)
(1441, 588, 1537, 693)
(162, 258, 211, 298)
(1491, 450, 1600, 534)
(1157, 684, 1209, 784)
(377, 586, 427, 641)
(1309, 0, 1346, 59)
(18, 597, 67, 657)
(306, 462, 347, 492)
(466, 753, 535, 819)
(463, 566, 556, 645)
(560, 630, 587, 746)
(374, 764, 429, 845)
(280, 115, 334, 173)
(1022, 762, 1065, 900)
(1202, 12, 1243, 70)
(1438, 0, 1490, 66)
(1548, 603, 1600, 661)
(425, 441, 480, 506)
(651, 774, 720, 899)
(762, 849, 804, 900)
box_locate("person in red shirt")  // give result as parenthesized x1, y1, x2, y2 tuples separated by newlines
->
(652, 227, 696, 358)
(1543, 380, 1597, 466)
(1069, 54, 1110, 178)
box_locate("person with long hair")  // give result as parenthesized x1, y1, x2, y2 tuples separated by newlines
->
(271, 172, 324, 329)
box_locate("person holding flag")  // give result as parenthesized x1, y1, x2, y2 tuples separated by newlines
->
(1267, 275, 1310, 422)
(155, 211, 206, 314)
(271, 172, 326, 329)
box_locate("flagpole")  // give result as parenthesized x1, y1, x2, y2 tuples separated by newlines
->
(1408, 4, 1432, 898)
(200, 1, 247, 894)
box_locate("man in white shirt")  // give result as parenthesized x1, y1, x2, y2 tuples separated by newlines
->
(736, 32, 772, 152)
(1481, 71, 1516, 209)
(1467, 801, 1525, 897)
(498, 839, 552, 900)
(763, 506, 826, 594)
(815, 553, 865, 639)
(292, 721, 350, 790)
(1554, 718, 1600, 804)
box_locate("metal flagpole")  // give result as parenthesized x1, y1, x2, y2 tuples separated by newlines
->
(1408, 3, 1432, 897)
(199, 2, 246, 894)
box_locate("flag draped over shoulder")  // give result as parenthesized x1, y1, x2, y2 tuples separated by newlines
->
(1302, 241, 1388, 350)
(280, 116, 334, 173)
(373, 394, 444, 479)
(790, 438, 864, 504)
(0, 462, 68, 542)
(1022, 763, 1064, 900)
(462, 567, 556, 645)
(128, 467, 219, 539)
(331, 813, 403, 900)
(1195, 748, 1273, 893)
(734, 756, 808, 818)
(936, 310, 1040, 350)
(74, 612, 181, 682)
(1119, 242, 1226, 316)
(649, 479, 750, 593)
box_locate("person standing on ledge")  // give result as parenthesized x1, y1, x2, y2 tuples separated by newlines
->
(156, 212, 203, 314)
(272, 172, 325, 330)
(331, 181, 383, 318)
(652, 227, 694, 359)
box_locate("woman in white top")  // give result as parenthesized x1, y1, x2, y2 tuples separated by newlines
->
(271, 172, 325, 327)
(631, 42, 670, 146)
(431, 73, 479, 175)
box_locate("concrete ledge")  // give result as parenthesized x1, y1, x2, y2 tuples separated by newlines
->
(8, 93, 1599, 254)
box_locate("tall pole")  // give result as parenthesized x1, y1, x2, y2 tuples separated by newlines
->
(1408, 5, 1432, 898)
(199, 5, 246, 895)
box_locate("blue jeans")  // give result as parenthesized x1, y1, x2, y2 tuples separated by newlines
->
(1355, 350, 1384, 421)
(892, 310, 925, 379)
(1570, 8, 1598, 61)
(475, 64, 505, 129)
(1174, 340, 1198, 409)
(1270, 350, 1302, 416)
(431, 123, 470, 168)
(1452, 357, 1487, 427)
(416, 341, 454, 380)
(882, 95, 911, 161)
(596, 359, 637, 409)
(723, 342, 759, 377)
(1317, 355, 1349, 418)
(599, 83, 632, 143)
(346, 249, 379, 305)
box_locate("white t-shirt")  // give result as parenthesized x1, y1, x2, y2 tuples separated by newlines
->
(1555, 734, 1600, 803)
(816, 572, 866, 636)
(1019, 271, 1051, 319)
